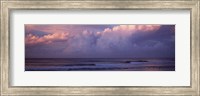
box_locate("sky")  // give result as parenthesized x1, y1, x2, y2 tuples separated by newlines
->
(25, 24, 175, 58)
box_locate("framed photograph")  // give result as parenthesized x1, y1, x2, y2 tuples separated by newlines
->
(1, 0, 199, 95)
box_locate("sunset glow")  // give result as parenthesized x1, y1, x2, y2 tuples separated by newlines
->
(25, 24, 175, 58)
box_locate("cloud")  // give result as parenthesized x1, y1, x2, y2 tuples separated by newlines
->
(96, 25, 161, 51)
(25, 25, 161, 46)
(25, 32, 69, 45)
(59, 25, 161, 56)
(112, 25, 160, 32)
(25, 24, 175, 58)
(25, 25, 71, 33)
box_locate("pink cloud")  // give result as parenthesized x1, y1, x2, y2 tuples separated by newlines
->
(103, 25, 160, 34)
(25, 32, 69, 45)
(96, 25, 161, 50)
(25, 24, 73, 33)
(95, 25, 161, 41)
(25, 25, 161, 48)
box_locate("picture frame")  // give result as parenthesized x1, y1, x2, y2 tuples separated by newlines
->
(1, 0, 199, 95)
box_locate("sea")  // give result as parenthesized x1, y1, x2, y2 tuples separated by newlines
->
(25, 58, 175, 71)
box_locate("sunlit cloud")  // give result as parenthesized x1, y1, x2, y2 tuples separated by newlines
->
(25, 24, 175, 58)
(95, 25, 161, 50)
(25, 25, 161, 46)
(25, 25, 71, 33)
(110, 25, 160, 33)
(25, 32, 69, 45)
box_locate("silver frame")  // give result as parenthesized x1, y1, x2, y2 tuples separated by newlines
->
(1, 0, 199, 95)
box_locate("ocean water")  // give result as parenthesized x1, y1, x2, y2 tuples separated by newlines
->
(25, 58, 175, 71)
